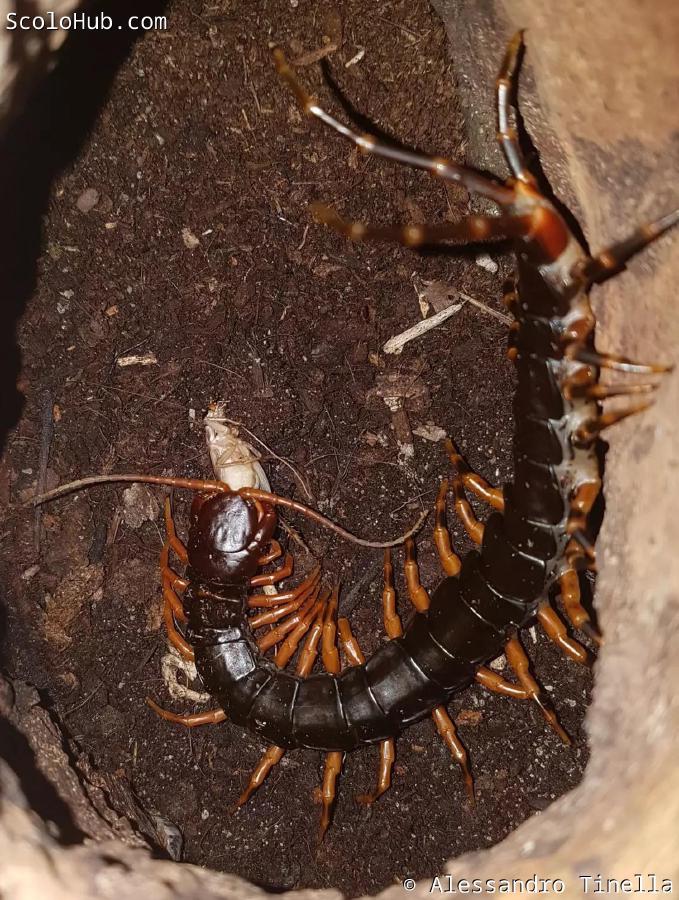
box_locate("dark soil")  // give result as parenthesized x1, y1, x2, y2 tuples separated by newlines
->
(1, 1, 592, 896)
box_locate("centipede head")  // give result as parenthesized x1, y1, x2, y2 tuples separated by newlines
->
(187, 491, 276, 581)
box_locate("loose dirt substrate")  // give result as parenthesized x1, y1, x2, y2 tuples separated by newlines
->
(1, 1, 595, 896)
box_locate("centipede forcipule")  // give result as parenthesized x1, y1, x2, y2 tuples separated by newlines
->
(29, 32, 677, 841)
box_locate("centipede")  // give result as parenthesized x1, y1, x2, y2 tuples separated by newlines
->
(30, 33, 677, 840)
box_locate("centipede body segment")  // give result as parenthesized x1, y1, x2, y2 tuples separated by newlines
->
(123, 33, 677, 836)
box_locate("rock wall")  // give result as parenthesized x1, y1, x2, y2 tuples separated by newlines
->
(1, 1, 678, 897)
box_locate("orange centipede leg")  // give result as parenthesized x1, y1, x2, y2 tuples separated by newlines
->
(559, 568, 603, 646)
(163, 599, 194, 661)
(536, 601, 589, 665)
(382, 549, 404, 637)
(505, 636, 571, 745)
(248, 564, 321, 608)
(250, 552, 293, 587)
(404, 539, 432, 611)
(257, 539, 282, 566)
(431, 707, 474, 803)
(337, 617, 365, 667)
(400, 538, 473, 800)
(163, 496, 188, 563)
(319, 751, 343, 841)
(433, 480, 462, 577)
(451, 476, 485, 545)
(237, 601, 326, 808)
(338, 610, 396, 807)
(274, 592, 328, 668)
(257, 583, 322, 652)
(249, 587, 313, 630)
(321, 584, 341, 674)
(445, 438, 504, 512)
(146, 697, 226, 727)
(477, 642, 571, 746)
(317, 586, 343, 840)
(356, 738, 395, 806)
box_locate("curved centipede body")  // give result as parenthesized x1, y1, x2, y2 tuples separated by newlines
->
(95, 33, 679, 838)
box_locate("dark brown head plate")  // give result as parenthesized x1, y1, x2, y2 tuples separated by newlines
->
(187, 492, 274, 582)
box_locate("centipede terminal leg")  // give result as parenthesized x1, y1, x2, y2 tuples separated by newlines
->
(495, 31, 535, 186)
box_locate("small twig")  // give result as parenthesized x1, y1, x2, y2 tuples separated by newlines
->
(291, 43, 338, 67)
(296, 224, 310, 251)
(383, 300, 466, 355)
(34, 392, 54, 553)
(459, 291, 512, 326)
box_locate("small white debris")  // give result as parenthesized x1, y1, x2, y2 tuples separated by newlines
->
(188, 408, 196, 421)
(161, 647, 210, 703)
(383, 300, 465, 355)
(76, 187, 100, 213)
(413, 423, 447, 443)
(489, 654, 506, 671)
(345, 48, 365, 68)
(22, 565, 40, 581)
(181, 227, 200, 249)
(116, 351, 158, 367)
(475, 252, 499, 274)
(201, 809, 210, 821)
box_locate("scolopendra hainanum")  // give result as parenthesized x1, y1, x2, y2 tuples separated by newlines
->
(29, 31, 677, 840)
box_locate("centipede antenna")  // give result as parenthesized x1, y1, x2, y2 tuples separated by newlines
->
(495, 30, 534, 185)
(241, 487, 430, 548)
(273, 48, 516, 207)
(26, 473, 231, 506)
(25, 473, 428, 549)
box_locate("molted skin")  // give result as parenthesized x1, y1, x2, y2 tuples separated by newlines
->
(183, 224, 601, 752)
